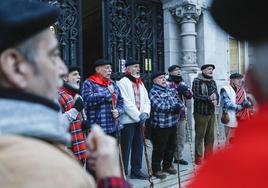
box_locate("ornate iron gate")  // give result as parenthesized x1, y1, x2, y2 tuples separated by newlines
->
(103, 0, 164, 87)
(40, 0, 83, 72)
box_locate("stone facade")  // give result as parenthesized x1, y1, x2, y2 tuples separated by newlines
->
(161, 0, 251, 137)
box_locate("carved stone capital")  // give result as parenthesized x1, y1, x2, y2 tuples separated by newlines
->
(181, 51, 199, 72)
(169, 1, 202, 23)
(182, 50, 196, 65)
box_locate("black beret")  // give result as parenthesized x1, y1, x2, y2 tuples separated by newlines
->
(211, 0, 267, 41)
(125, 59, 139, 67)
(168, 65, 181, 73)
(151, 72, 166, 81)
(68, 66, 80, 73)
(94, 59, 112, 67)
(201, 64, 215, 71)
(230, 73, 243, 79)
(0, 0, 60, 53)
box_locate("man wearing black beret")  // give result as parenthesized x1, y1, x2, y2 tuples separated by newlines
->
(167, 65, 193, 165)
(82, 59, 124, 137)
(220, 73, 251, 144)
(189, 0, 268, 187)
(58, 66, 88, 164)
(117, 59, 151, 179)
(149, 72, 183, 179)
(192, 64, 219, 165)
(0, 0, 130, 187)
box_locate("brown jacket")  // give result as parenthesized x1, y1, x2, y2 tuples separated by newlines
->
(0, 135, 95, 188)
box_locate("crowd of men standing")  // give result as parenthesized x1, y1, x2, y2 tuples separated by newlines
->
(59, 54, 253, 181)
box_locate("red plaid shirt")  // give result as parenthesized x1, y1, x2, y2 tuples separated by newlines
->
(58, 87, 87, 161)
(98, 177, 131, 188)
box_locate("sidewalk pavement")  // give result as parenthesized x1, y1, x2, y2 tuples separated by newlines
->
(127, 123, 226, 188)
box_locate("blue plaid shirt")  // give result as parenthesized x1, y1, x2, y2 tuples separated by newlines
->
(82, 79, 124, 134)
(220, 88, 242, 111)
(149, 84, 182, 128)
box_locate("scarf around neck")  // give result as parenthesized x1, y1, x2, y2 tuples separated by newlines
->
(60, 82, 80, 97)
(88, 72, 111, 87)
(230, 82, 246, 104)
(124, 71, 143, 89)
(0, 88, 71, 146)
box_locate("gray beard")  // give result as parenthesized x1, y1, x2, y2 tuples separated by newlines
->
(132, 74, 140, 78)
(66, 81, 80, 90)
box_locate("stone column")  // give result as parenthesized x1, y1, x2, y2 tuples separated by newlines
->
(170, 1, 202, 73)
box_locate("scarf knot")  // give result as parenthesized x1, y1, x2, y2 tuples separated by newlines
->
(88, 73, 111, 87)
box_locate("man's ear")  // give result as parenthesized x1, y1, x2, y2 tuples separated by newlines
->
(0, 49, 32, 89)
(63, 75, 68, 82)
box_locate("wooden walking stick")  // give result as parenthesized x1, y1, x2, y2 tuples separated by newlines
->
(110, 86, 126, 179)
(141, 125, 154, 188)
(176, 124, 181, 188)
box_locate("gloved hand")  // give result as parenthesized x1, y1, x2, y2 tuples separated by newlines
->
(242, 100, 251, 108)
(139, 112, 149, 125)
(73, 97, 84, 112)
(81, 120, 91, 132)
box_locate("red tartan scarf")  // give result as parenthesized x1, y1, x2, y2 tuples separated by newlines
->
(88, 72, 110, 87)
(124, 71, 143, 89)
(59, 86, 76, 98)
(230, 82, 250, 121)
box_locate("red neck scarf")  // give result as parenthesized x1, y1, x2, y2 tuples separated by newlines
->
(230, 82, 246, 105)
(59, 86, 76, 97)
(230, 82, 250, 121)
(88, 72, 111, 87)
(124, 71, 143, 89)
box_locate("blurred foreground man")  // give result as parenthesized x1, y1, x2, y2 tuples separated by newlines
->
(0, 1, 130, 187)
(189, 0, 268, 187)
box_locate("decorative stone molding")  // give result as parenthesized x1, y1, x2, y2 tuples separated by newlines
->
(169, 1, 202, 23)
(182, 50, 197, 65)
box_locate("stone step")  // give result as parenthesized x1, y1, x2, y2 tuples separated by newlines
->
(131, 165, 194, 188)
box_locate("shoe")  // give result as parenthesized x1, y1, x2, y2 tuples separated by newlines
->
(130, 171, 148, 180)
(173, 159, 179, 163)
(153, 171, 167, 179)
(195, 158, 202, 165)
(179, 159, 188, 165)
(163, 167, 177, 174)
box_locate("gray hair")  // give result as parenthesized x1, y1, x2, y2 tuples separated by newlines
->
(15, 30, 46, 72)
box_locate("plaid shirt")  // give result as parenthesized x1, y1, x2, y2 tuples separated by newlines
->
(58, 87, 87, 161)
(82, 80, 124, 134)
(97, 177, 131, 188)
(192, 74, 219, 115)
(149, 84, 181, 128)
(220, 88, 241, 111)
(167, 78, 193, 120)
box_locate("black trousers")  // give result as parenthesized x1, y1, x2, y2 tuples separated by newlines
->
(151, 125, 177, 173)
